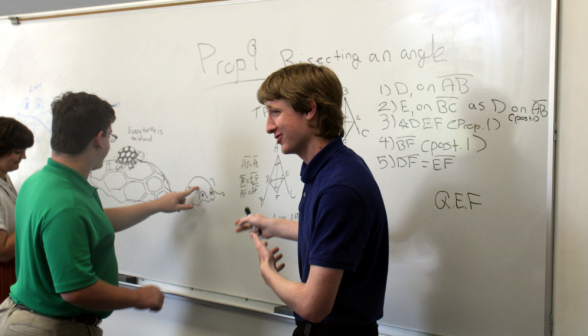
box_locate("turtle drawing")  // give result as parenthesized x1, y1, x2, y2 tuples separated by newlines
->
(90, 146, 224, 205)
(90, 146, 171, 203)
(116, 146, 145, 170)
(185, 176, 225, 206)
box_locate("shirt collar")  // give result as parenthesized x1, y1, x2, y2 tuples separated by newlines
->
(0, 174, 14, 191)
(300, 137, 344, 184)
(0, 174, 16, 203)
(44, 158, 97, 197)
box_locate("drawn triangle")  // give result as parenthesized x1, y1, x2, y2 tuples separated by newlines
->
(343, 97, 360, 136)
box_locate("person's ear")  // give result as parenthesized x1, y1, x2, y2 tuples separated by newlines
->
(305, 100, 318, 121)
(92, 131, 105, 150)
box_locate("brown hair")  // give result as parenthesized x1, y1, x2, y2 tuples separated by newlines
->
(0, 117, 34, 157)
(257, 64, 344, 139)
(51, 92, 116, 155)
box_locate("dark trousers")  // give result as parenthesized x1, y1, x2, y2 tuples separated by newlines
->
(293, 319, 379, 336)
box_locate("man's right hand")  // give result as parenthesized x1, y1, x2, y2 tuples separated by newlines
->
(235, 214, 272, 238)
(135, 286, 164, 311)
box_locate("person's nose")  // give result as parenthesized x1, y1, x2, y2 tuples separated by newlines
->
(266, 115, 276, 134)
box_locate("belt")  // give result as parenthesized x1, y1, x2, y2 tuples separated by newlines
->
(295, 319, 378, 336)
(16, 304, 102, 327)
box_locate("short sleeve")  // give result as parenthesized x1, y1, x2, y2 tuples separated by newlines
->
(42, 210, 98, 293)
(308, 185, 371, 271)
(0, 204, 7, 232)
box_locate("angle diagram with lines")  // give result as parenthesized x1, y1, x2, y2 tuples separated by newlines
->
(259, 154, 296, 207)
(342, 96, 368, 142)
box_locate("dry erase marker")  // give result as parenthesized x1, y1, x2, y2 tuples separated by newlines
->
(245, 207, 262, 236)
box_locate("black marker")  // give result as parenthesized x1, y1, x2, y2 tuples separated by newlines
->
(245, 207, 261, 236)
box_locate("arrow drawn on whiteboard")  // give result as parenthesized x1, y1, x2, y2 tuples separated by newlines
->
(204, 78, 266, 91)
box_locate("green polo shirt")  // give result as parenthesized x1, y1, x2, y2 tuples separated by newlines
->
(11, 158, 118, 319)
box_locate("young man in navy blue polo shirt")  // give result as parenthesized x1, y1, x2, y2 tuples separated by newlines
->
(235, 64, 389, 336)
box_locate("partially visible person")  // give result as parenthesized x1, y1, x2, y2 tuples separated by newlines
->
(0, 92, 198, 336)
(0, 117, 33, 302)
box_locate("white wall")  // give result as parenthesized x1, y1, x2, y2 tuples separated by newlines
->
(552, 0, 588, 335)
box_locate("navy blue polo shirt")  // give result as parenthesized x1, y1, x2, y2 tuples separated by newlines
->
(296, 137, 389, 325)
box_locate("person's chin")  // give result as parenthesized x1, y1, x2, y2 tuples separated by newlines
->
(92, 162, 104, 170)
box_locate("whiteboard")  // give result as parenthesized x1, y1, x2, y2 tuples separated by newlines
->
(0, 0, 555, 335)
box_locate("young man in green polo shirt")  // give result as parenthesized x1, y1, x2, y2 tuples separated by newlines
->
(0, 92, 198, 336)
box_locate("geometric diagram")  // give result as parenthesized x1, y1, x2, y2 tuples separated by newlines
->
(185, 176, 225, 206)
(15, 97, 52, 142)
(259, 154, 296, 207)
(89, 146, 224, 205)
(343, 97, 360, 141)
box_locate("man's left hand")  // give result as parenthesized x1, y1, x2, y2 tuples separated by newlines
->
(251, 231, 285, 273)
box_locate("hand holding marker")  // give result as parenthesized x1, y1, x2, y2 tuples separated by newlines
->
(245, 207, 262, 236)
